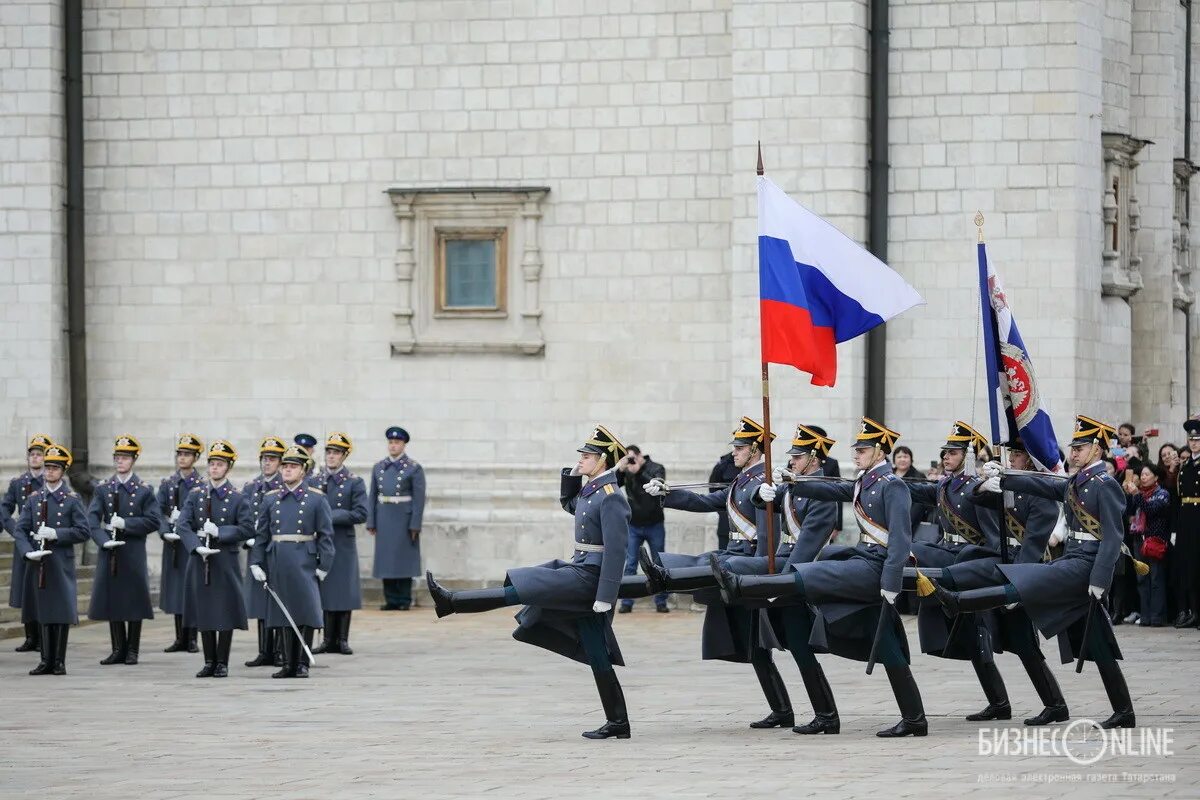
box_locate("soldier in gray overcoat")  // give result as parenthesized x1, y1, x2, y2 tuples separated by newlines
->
(156, 434, 205, 653)
(249, 445, 336, 679)
(931, 415, 1135, 730)
(241, 435, 285, 667)
(368, 426, 425, 610)
(3, 433, 52, 653)
(426, 425, 633, 740)
(13, 444, 90, 676)
(86, 435, 159, 666)
(714, 418, 929, 738)
(310, 432, 368, 655)
(640, 417, 796, 729)
(178, 440, 255, 678)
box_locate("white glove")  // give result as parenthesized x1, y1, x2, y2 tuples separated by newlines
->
(880, 589, 899, 605)
(169, 508, 181, 523)
(250, 564, 266, 582)
(316, 568, 328, 582)
(1088, 585, 1105, 600)
(757, 482, 777, 502)
(771, 466, 788, 484)
(24, 550, 48, 561)
(110, 514, 126, 530)
(569, 464, 582, 477)
(592, 601, 612, 613)
(1171, 533, 1177, 546)
(245, 538, 256, 548)
(979, 461, 1003, 479)
(644, 478, 668, 497)
(163, 531, 181, 542)
(196, 546, 220, 558)
(101, 539, 125, 550)
(202, 520, 218, 536)
(1004, 602, 1018, 610)
(979, 476, 1002, 493)
(35, 526, 57, 542)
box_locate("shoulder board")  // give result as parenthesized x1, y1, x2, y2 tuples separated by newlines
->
(188, 486, 205, 494)
(603, 484, 615, 495)
(66, 491, 79, 498)
(264, 489, 282, 497)
(308, 487, 325, 495)
(883, 474, 898, 481)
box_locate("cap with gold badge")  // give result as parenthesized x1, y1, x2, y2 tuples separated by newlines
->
(787, 423, 835, 458)
(728, 416, 776, 449)
(325, 432, 353, 455)
(259, 436, 287, 457)
(852, 417, 900, 454)
(1068, 415, 1116, 450)
(175, 434, 204, 455)
(43, 444, 73, 468)
(576, 425, 628, 470)
(113, 435, 142, 458)
(207, 440, 238, 465)
(27, 434, 53, 454)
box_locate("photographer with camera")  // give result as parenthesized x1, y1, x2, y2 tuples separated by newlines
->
(1112, 423, 1152, 480)
(617, 445, 669, 613)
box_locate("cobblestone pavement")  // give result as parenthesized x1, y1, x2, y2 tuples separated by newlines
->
(1, 608, 1195, 799)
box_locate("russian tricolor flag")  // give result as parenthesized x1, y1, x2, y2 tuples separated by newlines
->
(758, 177, 923, 386)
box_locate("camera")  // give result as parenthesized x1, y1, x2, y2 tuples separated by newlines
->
(626, 455, 636, 464)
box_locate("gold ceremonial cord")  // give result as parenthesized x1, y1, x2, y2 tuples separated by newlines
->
(937, 482, 985, 545)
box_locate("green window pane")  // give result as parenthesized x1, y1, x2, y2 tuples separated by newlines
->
(445, 239, 497, 308)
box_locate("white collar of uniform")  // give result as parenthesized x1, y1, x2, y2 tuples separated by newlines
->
(387, 454, 405, 463)
(209, 478, 228, 489)
(29, 468, 44, 478)
(864, 460, 889, 478)
(1087, 460, 1104, 472)
(115, 471, 134, 484)
(45, 481, 64, 493)
(283, 480, 305, 491)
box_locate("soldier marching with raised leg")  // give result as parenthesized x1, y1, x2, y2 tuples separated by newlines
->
(86, 435, 160, 666)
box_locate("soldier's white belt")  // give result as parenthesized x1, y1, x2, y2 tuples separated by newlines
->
(944, 533, 969, 545)
(1067, 529, 1100, 542)
(1006, 537, 1023, 549)
(574, 542, 605, 553)
(729, 531, 756, 542)
(378, 495, 412, 504)
(274, 535, 315, 543)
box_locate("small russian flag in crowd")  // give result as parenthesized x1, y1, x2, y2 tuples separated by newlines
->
(758, 176, 923, 386)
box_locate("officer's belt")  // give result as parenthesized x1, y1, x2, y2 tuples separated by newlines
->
(943, 532, 969, 545)
(378, 495, 412, 504)
(274, 534, 315, 543)
(1067, 529, 1100, 542)
(574, 542, 605, 553)
(1006, 537, 1023, 550)
(1183, 497, 1200, 505)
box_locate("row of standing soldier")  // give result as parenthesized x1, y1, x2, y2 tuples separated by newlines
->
(2, 429, 425, 677)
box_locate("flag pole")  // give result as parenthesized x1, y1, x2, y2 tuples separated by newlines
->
(978, 212, 1013, 564)
(757, 142, 777, 574)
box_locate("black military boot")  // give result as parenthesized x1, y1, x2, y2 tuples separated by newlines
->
(273, 628, 286, 667)
(617, 575, 653, 600)
(426, 572, 511, 617)
(749, 648, 794, 728)
(877, 665, 928, 737)
(336, 611, 353, 655)
(272, 629, 296, 679)
(124, 621, 142, 665)
(1097, 660, 1136, 729)
(50, 625, 68, 675)
(196, 631, 217, 678)
(15, 621, 39, 652)
(164, 614, 186, 652)
(245, 620, 273, 667)
(213, 630, 232, 678)
(185, 626, 199, 653)
(295, 627, 313, 678)
(29, 624, 53, 676)
(793, 665, 840, 734)
(934, 584, 1011, 617)
(1021, 656, 1069, 725)
(966, 657, 1012, 721)
(100, 621, 127, 665)
(312, 611, 333, 655)
(582, 668, 631, 739)
(711, 554, 799, 604)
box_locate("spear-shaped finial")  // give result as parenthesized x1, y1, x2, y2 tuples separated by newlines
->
(756, 141, 764, 176)
(975, 211, 985, 243)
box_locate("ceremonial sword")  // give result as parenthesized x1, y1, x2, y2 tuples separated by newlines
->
(263, 581, 316, 666)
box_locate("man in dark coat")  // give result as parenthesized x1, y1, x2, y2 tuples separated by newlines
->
(3, 433, 53, 653)
(241, 436, 286, 667)
(310, 432, 368, 654)
(157, 434, 205, 654)
(426, 425, 633, 740)
(616, 445, 668, 612)
(86, 435, 160, 666)
(368, 427, 426, 610)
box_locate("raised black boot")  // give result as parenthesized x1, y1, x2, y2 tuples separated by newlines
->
(582, 668, 631, 739)
(933, 584, 1011, 617)
(15, 621, 40, 652)
(50, 625, 68, 675)
(213, 630, 232, 678)
(617, 575, 653, 600)
(294, 627, 313, 678)
(164, 614, 186, 652)
(272, 629, 296, 679)
(29, 624, 53, 676)
(336, 612, 353, 655)
(877, 665, 928, 737)
(748, 647, 794, 728)
(100, 621, 127, 665)
(125, 621, 142, 665)
(711, 554, 799, 604)
(426, 572, 511, 617)
(195, 631, 216, 678)
(966, 657, 1012, 721)
(1021, 656, 1069, 725)
(312, 611, 333, 655)
(1097, 660, 1136, 729)
(245, 620, 273, 667)
(793, 665, 840, 734)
